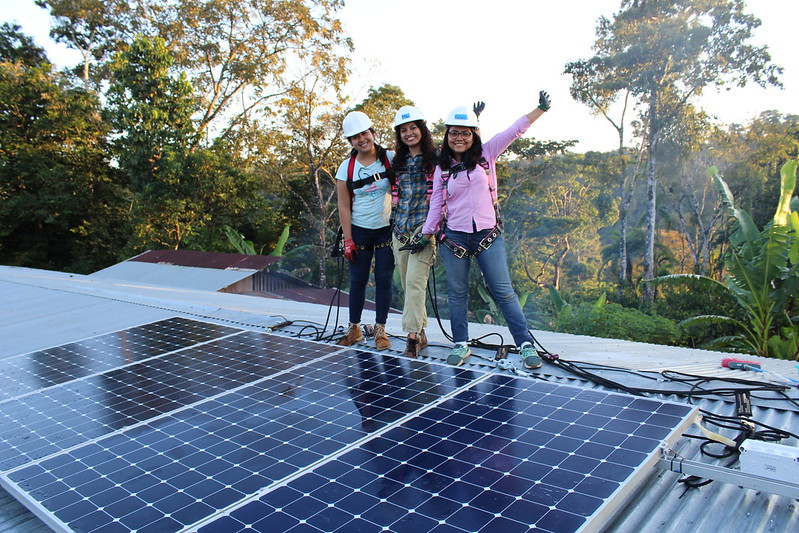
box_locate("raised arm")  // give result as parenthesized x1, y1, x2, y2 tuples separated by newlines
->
(525, 90, 550, 124)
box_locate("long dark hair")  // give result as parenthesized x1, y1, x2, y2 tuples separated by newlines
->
(438, 126, 483, 171)
(392, 120, 437, 175)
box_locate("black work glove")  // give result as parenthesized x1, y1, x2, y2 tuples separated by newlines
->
(538, 90, 551, 112)
(473, 101, 486, 118)
(398, 235, 429, 254)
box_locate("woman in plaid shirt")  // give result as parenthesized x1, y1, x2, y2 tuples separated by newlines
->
(390, 106, 438, 358)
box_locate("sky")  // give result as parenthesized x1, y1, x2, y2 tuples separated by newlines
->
(3, 0, 797, 152)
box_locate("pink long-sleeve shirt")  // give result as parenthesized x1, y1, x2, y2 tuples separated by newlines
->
(422, 115, 531, 235)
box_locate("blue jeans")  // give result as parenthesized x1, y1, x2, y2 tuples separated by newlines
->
(440, 228, 532, 346)
(348, 225, 394, 324)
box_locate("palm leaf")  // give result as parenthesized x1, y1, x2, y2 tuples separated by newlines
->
(269, 224, 291, 256)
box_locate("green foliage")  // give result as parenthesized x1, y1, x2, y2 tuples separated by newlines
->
(224, 223, 291, 257)
(720, 112, 799, 229)
(35, 0, 131, 87)
(270, 224, 291, 257)
(654, 161, 799, 359)
(107, 36, 263, 253)
(553, 299, 680, 345)
(0, 23, 47, 66)
(353, 84, 414, 147)
(143, 0, 351, 142)
(0, 31, 127, 273)
(224, 225, 257, 255)
(571, 0, 784, 300)
(504, 151, 617, 290)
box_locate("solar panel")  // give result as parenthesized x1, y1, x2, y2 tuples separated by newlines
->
(0, 317, 239, 401)
(1, 319, 696, 533)
(196, 376, 694, 533)
(0, 326, 340, 472)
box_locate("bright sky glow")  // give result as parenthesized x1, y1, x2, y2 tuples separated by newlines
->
(3, 0, 797, 152)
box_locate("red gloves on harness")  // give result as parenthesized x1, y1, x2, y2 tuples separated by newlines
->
(343, 238, 357, 262)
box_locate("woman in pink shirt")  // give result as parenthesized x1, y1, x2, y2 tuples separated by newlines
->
(422, 91, 550, 368)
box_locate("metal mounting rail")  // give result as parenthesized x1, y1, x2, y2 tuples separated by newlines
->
(658, 448, 799, 499)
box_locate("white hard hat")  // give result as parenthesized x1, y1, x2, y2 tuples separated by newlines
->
(393, 105, 425, 128)
(444, 106, 478, 128)
(342, 111, 373, 137)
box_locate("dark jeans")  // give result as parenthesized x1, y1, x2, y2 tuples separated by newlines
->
(440, 227, 532, 346)
(348, 225, 394, 324)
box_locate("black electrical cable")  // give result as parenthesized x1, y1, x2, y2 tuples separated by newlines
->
(317, 254, 347, 342)
(428, 265, 509, 350)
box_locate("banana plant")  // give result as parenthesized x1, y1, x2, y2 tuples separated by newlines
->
(475, 283, 531, 326)
(654, 160, 799, 359)
(223, 223, 291, 256)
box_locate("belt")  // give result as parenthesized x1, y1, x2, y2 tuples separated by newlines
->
(393, 225, 424, 247)
(439, 224, 502, 259)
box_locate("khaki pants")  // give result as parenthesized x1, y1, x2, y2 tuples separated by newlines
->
(392, 233, 437, 334)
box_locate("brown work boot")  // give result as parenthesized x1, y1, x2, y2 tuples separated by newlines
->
(417, 329, 428, 350)
(403, 330, 428, 358)
(373, 323, 390, 350)
(336, 323, 363, 346)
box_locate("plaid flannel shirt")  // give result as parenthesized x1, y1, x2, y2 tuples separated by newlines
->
(393, 153, 431, 236)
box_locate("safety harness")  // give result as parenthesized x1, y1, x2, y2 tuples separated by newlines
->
(438, 157, 503, 259)
(391, 155, 435, 248)
(332, 152, 393, 257)
(346, 152, 393, 197)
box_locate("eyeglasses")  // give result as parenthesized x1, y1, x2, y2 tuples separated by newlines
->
(448, 130, 473, 139)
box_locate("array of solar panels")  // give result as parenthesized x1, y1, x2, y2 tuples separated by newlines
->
(0, 317, 696, 533)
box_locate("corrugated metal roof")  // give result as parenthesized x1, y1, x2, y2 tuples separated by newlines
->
(89, 260, 260, 292)
(1, 263, 797, 532)
(128, 249, 279, 270)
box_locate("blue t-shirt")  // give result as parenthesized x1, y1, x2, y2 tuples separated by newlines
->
(335, 151, 394, 229)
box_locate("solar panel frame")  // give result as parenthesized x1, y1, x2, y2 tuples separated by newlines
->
(196, 375, 693, 533)
(0, 317, 241, 401)
(1, 319, 697, 533)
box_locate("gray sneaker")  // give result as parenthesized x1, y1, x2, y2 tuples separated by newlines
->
(447, 344, 471, 366)
(520, 342, 542, 369)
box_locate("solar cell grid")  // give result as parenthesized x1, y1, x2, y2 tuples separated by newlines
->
(1, 320, 696, 533)
(207, 374, 694, 533)
(0, 330, 340, 472)
(0, 317, 239, 401)
(3, 350, 475, 533)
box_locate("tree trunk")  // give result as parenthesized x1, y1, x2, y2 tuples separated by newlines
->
(618, 146, 631, 294)
(312, 166, 328, 288)
(553, 237, 570, 291)
(643, 99, 659, 302)
(643, 152, 658, 300)
(318, 221, 327, 288)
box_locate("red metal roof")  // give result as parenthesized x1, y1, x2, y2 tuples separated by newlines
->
(130, 250, 279, 271)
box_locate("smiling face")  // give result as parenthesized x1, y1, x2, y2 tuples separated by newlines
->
(398, 121, 422, 150)
(348, 129, 376, 155)
(447, 127, 474, 160)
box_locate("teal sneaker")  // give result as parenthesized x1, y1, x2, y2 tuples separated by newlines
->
(447, 344, 471, 366)
(520, 342, 542, 369)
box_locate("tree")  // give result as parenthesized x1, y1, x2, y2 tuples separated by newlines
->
(140, 0, 352, 146)
(107, 35, 262, 251)
(106, 35, 196, 193)
(656, 161, 799, 359)
(0, 25, 126, 272)
(502, 149, 614, 292)
(353, 84, 413, 147)
(721, 111, 799, 228)
(0, 22, 48, 66)
(574, 0, 782, 301)
(565, 54, 642, 292)
(35, 0, 131, 89)
(264, 74, 349, 287)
